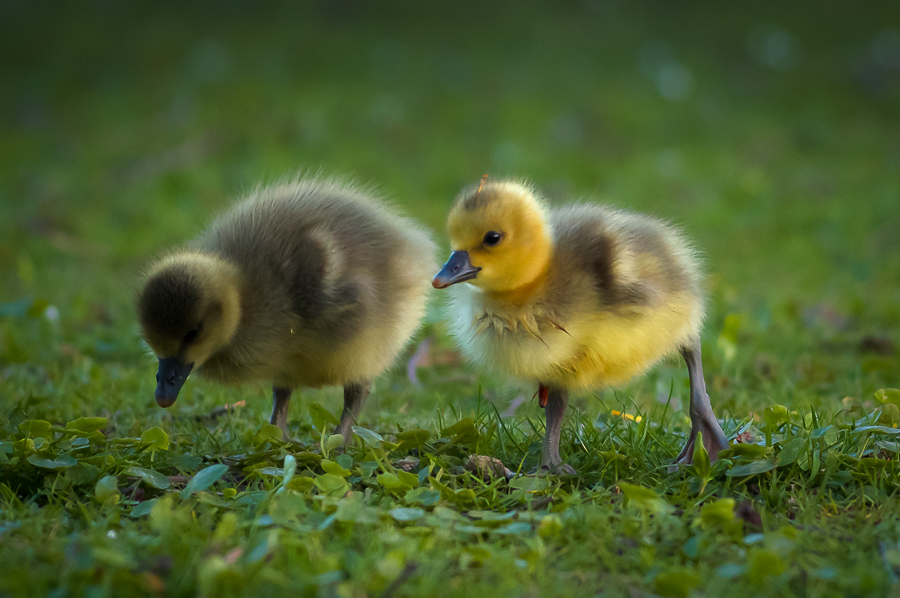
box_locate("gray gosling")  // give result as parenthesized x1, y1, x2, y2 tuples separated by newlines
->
(137, 178, 436, 442)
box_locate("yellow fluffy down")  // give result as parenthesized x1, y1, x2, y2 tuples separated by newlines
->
(448, 286, 700, 390)
(442, 179, 705, 390)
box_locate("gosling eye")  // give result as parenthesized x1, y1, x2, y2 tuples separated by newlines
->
(482, 231, 503, 247)
(183, 326, 201, 344)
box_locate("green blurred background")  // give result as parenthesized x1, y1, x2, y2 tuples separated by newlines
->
(1, 1, 898, 424)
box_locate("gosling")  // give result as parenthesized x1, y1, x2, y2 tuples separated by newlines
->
(432, 179, 728, 474)
(137, 178, 436, 442)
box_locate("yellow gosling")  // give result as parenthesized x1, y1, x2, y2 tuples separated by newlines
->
(433, 179, 728, 474)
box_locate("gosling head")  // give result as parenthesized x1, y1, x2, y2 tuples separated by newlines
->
(137, 253, 241, 408)
(433, 179, 552, 295)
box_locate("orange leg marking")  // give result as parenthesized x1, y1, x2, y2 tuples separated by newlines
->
(538, 384, 549, 408)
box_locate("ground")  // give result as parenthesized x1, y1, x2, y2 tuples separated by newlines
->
(1, 2, 899, 597)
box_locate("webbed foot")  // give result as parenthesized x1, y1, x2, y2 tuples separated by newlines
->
(271, 387, 292, 441)
(530, 461, 577, 476)
(672, 340, 729, 468)
(674, 419, 729, 465)
(535, 386, 574, 476)
(334, 380, 372, 445)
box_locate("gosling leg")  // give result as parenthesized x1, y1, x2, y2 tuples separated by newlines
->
(675, 338, 729, 464)
(533, 386, 577, 475)
(334, 380, 372, 444)
(271, 386, 292, 440)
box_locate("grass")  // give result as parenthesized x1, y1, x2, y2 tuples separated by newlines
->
(2, 1, 899, 596)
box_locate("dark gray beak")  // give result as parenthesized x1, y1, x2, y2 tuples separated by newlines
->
(155, 357, 193, 407)
(432, 250, 481, 289)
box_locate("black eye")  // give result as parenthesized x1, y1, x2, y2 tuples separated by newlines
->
(483, 231, 503, 247)
(183, 326, 201, 344)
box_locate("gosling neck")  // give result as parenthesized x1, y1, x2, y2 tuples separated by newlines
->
(486, 266, 550, 307)
(485, 234, 553, 307)
(170, 251, 243, 346)
(203, 255, 243, 346)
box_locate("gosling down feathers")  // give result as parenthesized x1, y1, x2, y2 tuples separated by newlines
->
(433, 179, 728, 474)
(137, 178, 436, 442)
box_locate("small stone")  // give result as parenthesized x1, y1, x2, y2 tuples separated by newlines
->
(465, 454, 514, 481)
(393, 457, 420, 472)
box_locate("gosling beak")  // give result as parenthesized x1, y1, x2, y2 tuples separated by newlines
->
(432, 250, 481, 289)
(155, 357, 194, 408)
